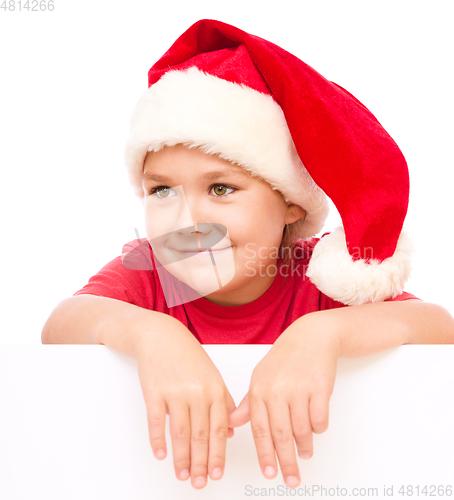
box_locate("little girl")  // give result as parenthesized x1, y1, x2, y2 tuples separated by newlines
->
(41, 19, 454, 491)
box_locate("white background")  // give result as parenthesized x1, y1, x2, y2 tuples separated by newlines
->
(0, 0, 453, 344)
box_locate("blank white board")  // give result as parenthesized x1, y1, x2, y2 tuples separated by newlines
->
(1, 345, 453, 499)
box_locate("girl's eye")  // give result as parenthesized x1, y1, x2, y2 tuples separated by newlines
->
(149, 184, 236, 198)
(210, 184, 236, 197)
(150, 186, 176, 198)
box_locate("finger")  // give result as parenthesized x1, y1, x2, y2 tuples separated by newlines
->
(289, 398, 313, 460)
(168, 401, 191, 482)
(249, 395, 278, 481)
(146, 395, 168, 461)
(268, 399, 301, 488)
(189, 401, 210, 489)
(208, 399, 229, 481)
(228, 391, 251, 428)
(225, 391, 237, 437)
(309, 391, 330, 434)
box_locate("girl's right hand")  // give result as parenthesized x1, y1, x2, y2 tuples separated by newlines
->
(134, 322, 237, 489)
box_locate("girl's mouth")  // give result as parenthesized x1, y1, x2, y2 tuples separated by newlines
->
(174, 246, 232, 258)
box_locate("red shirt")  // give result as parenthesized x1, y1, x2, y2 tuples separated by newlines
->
(73, 238, 418, 344)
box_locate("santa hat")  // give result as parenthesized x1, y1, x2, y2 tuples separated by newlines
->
(124, 19, 413, 306)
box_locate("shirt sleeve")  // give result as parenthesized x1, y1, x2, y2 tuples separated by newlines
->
(319, 290, 421, 310)
(386, 291, 421, 301)
(73, 239, 157, 310)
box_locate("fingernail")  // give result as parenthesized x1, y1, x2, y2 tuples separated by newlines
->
(211, 467, 223, 479)
(264, 466, 275, 478)
(156, 449, 166, 459)
(179, 469, 190, 480)
(194, 476, 206, 488)
(286, 476, 299, 487)
(298, 452, 312, 459)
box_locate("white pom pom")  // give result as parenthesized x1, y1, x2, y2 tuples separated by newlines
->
(306, 226, 414, 306)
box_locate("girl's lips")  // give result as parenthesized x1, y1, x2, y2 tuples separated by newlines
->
(174, 246, 231, 258)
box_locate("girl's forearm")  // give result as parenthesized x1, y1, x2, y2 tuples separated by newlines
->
(293, 300, 454, 358)
(41, 294, 192, 357)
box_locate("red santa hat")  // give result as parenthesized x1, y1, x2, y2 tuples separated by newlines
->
(124, 19, 413, 306)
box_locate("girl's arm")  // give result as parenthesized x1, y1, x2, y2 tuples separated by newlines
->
(228, 299, 454, 489)
(307, 299, 454, 357)
(42, 294, 172, 355)
(42, 294, 236, 490)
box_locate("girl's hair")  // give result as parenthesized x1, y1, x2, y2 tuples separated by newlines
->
(278, 221, 302, 270)
(276, 186, 307, 270)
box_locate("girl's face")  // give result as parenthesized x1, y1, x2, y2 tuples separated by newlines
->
(142, 144, 305, 306)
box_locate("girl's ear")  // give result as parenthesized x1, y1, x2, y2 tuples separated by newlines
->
(286, 204, 306, 225)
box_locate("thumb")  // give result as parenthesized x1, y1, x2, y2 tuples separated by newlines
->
(228, 392, 251, 428)
(225, 391, 238, 438)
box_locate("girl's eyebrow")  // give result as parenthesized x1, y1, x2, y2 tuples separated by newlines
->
(142, 169, 248, 184)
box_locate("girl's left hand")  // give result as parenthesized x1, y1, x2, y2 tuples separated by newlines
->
(228, 314, 341, 488)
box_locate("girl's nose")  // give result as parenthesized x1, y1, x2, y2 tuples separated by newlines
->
(174, 194, 203, 233)
(174, 187, 218, 232)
